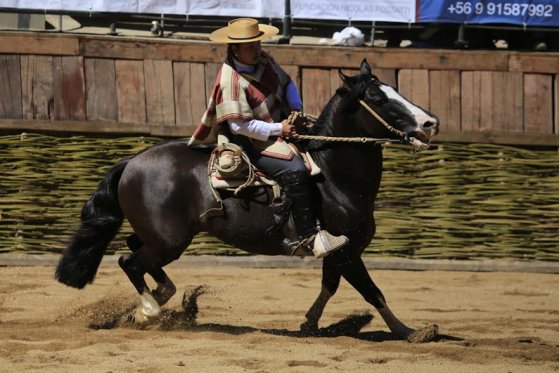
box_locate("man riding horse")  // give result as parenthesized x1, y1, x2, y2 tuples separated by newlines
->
(188, 18, 348, 258)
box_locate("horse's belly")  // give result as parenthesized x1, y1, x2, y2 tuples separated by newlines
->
(207, 199, 288, 256)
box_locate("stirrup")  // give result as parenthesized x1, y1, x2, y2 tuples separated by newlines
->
(285, 235, 315, 258)
(312, 230, 348, 258)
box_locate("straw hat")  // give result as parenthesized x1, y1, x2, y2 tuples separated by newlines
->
(209, 18, 279, 43)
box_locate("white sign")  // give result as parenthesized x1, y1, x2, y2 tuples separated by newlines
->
(0, 0, 413, 21)
(291, 0, 416, 22)
(188, 0, 283, 18)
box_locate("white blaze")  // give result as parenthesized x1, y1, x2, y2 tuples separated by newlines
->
(379, 85, 435, 128)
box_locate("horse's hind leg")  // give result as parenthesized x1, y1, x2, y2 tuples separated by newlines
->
(301, 256, 342, 333)
(118, 249, 163, 323)
(126, 234, 176, 306)
(338, 253, 415, 339)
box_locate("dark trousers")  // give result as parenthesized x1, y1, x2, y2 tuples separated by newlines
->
(251, 153, 308, 181)
(251, 153, 316, 239)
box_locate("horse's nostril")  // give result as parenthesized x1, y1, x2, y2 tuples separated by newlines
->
(422, 120, 438, 130)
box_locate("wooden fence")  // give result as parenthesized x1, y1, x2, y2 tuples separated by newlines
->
(0, 31, 558, 146)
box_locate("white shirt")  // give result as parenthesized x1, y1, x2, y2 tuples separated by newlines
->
(228, 118, 283, 141)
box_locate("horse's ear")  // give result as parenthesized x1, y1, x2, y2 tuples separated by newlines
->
(338, 69, 349, 84)
(360, 59, 372, 76)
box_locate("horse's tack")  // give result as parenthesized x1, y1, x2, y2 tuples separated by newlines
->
(287, 101, 425, 149)
(201, 143, 282, 219)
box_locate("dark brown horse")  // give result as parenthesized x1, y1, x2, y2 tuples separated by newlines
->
(55, 60, 439, 339)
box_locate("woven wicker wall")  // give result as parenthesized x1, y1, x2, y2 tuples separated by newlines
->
(1, 134, 557, 260)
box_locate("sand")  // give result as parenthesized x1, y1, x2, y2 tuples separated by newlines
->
(0, 260, 558, 372)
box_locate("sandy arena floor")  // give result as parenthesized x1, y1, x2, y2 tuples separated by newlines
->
(0, 259, 558, 372)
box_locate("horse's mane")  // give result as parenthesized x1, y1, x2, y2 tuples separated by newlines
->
(306, 70, 377, 151)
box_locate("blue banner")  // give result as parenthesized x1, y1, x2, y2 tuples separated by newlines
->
(418, 0, 559, 26)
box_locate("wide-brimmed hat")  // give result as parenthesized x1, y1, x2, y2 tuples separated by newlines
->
(209, 18, 279, 43)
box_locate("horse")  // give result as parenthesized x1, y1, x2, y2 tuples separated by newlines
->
(55, 59, 439, 340)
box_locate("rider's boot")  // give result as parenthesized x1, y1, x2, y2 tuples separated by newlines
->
(281, 171, 348, 258)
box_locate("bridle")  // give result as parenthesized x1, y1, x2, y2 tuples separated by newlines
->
(292, 98, 429, 151)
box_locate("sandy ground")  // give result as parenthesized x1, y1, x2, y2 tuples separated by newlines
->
(0, 260, 558, 372)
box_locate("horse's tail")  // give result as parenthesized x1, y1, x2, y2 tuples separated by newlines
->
(55, 158, 129, 289)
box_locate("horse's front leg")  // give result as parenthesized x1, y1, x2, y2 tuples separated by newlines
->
(337, 253, 418, 339)
(301, 255, 341, 334)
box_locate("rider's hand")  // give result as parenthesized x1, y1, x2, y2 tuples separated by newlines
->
(281, 120, 297, 138)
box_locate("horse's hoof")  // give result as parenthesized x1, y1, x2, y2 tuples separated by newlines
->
(300, 320, 319, 336)
(132, 308, 158, 325)
(407, 324, 439, 343)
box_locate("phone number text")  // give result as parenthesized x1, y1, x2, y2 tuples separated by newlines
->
(447, 2, 554, 17)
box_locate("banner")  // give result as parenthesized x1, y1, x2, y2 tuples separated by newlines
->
(418, 0, 559, 26)
(0, 0, 282, 17)
(291, 0, 416, 22)
(0, 0, 413, 21)
(2, 0, 559, 26)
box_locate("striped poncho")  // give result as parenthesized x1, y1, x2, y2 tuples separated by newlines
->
(188, 52, 295, 159)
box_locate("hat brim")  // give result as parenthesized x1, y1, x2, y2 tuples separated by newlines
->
(209, 24, 279, 43)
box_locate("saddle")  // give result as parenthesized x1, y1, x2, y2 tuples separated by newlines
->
(207, 141, 321, 197)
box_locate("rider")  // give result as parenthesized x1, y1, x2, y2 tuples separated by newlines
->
(188, 18, 347, 258)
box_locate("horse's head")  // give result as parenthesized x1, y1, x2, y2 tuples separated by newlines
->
(337, 59, 439, 150)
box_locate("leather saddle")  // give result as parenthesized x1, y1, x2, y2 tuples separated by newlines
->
(208, 142, 321, 195)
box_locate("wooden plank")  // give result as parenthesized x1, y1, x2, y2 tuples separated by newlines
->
(479, 71, 494, 132)
(84, 58, 117, 122)
(0, 55, 22, 119)
(174, 62, 209, 129)
(302, 68, 331, 117)
(174, 62, 192, 127)
(509, 53, 559, 74)
(20, 55, 53, 120)
(524, 74, 553, 134)
(282, 65, 301, 94)
(52, 56, 86, 121)
(115, 60, 146, 124)
(460, 71, 481, 132)
(191, 63, 208, 126)
(429, 70, 460, 132)
(271, 45, 510, 71)
(490, 72, 523, 133)
(0, 33, 79, 55)
(398, 69, 429, 110)
(374, 68, 397, 87)
(144, 59, 175, 125)
(81, 37, 226, 63)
